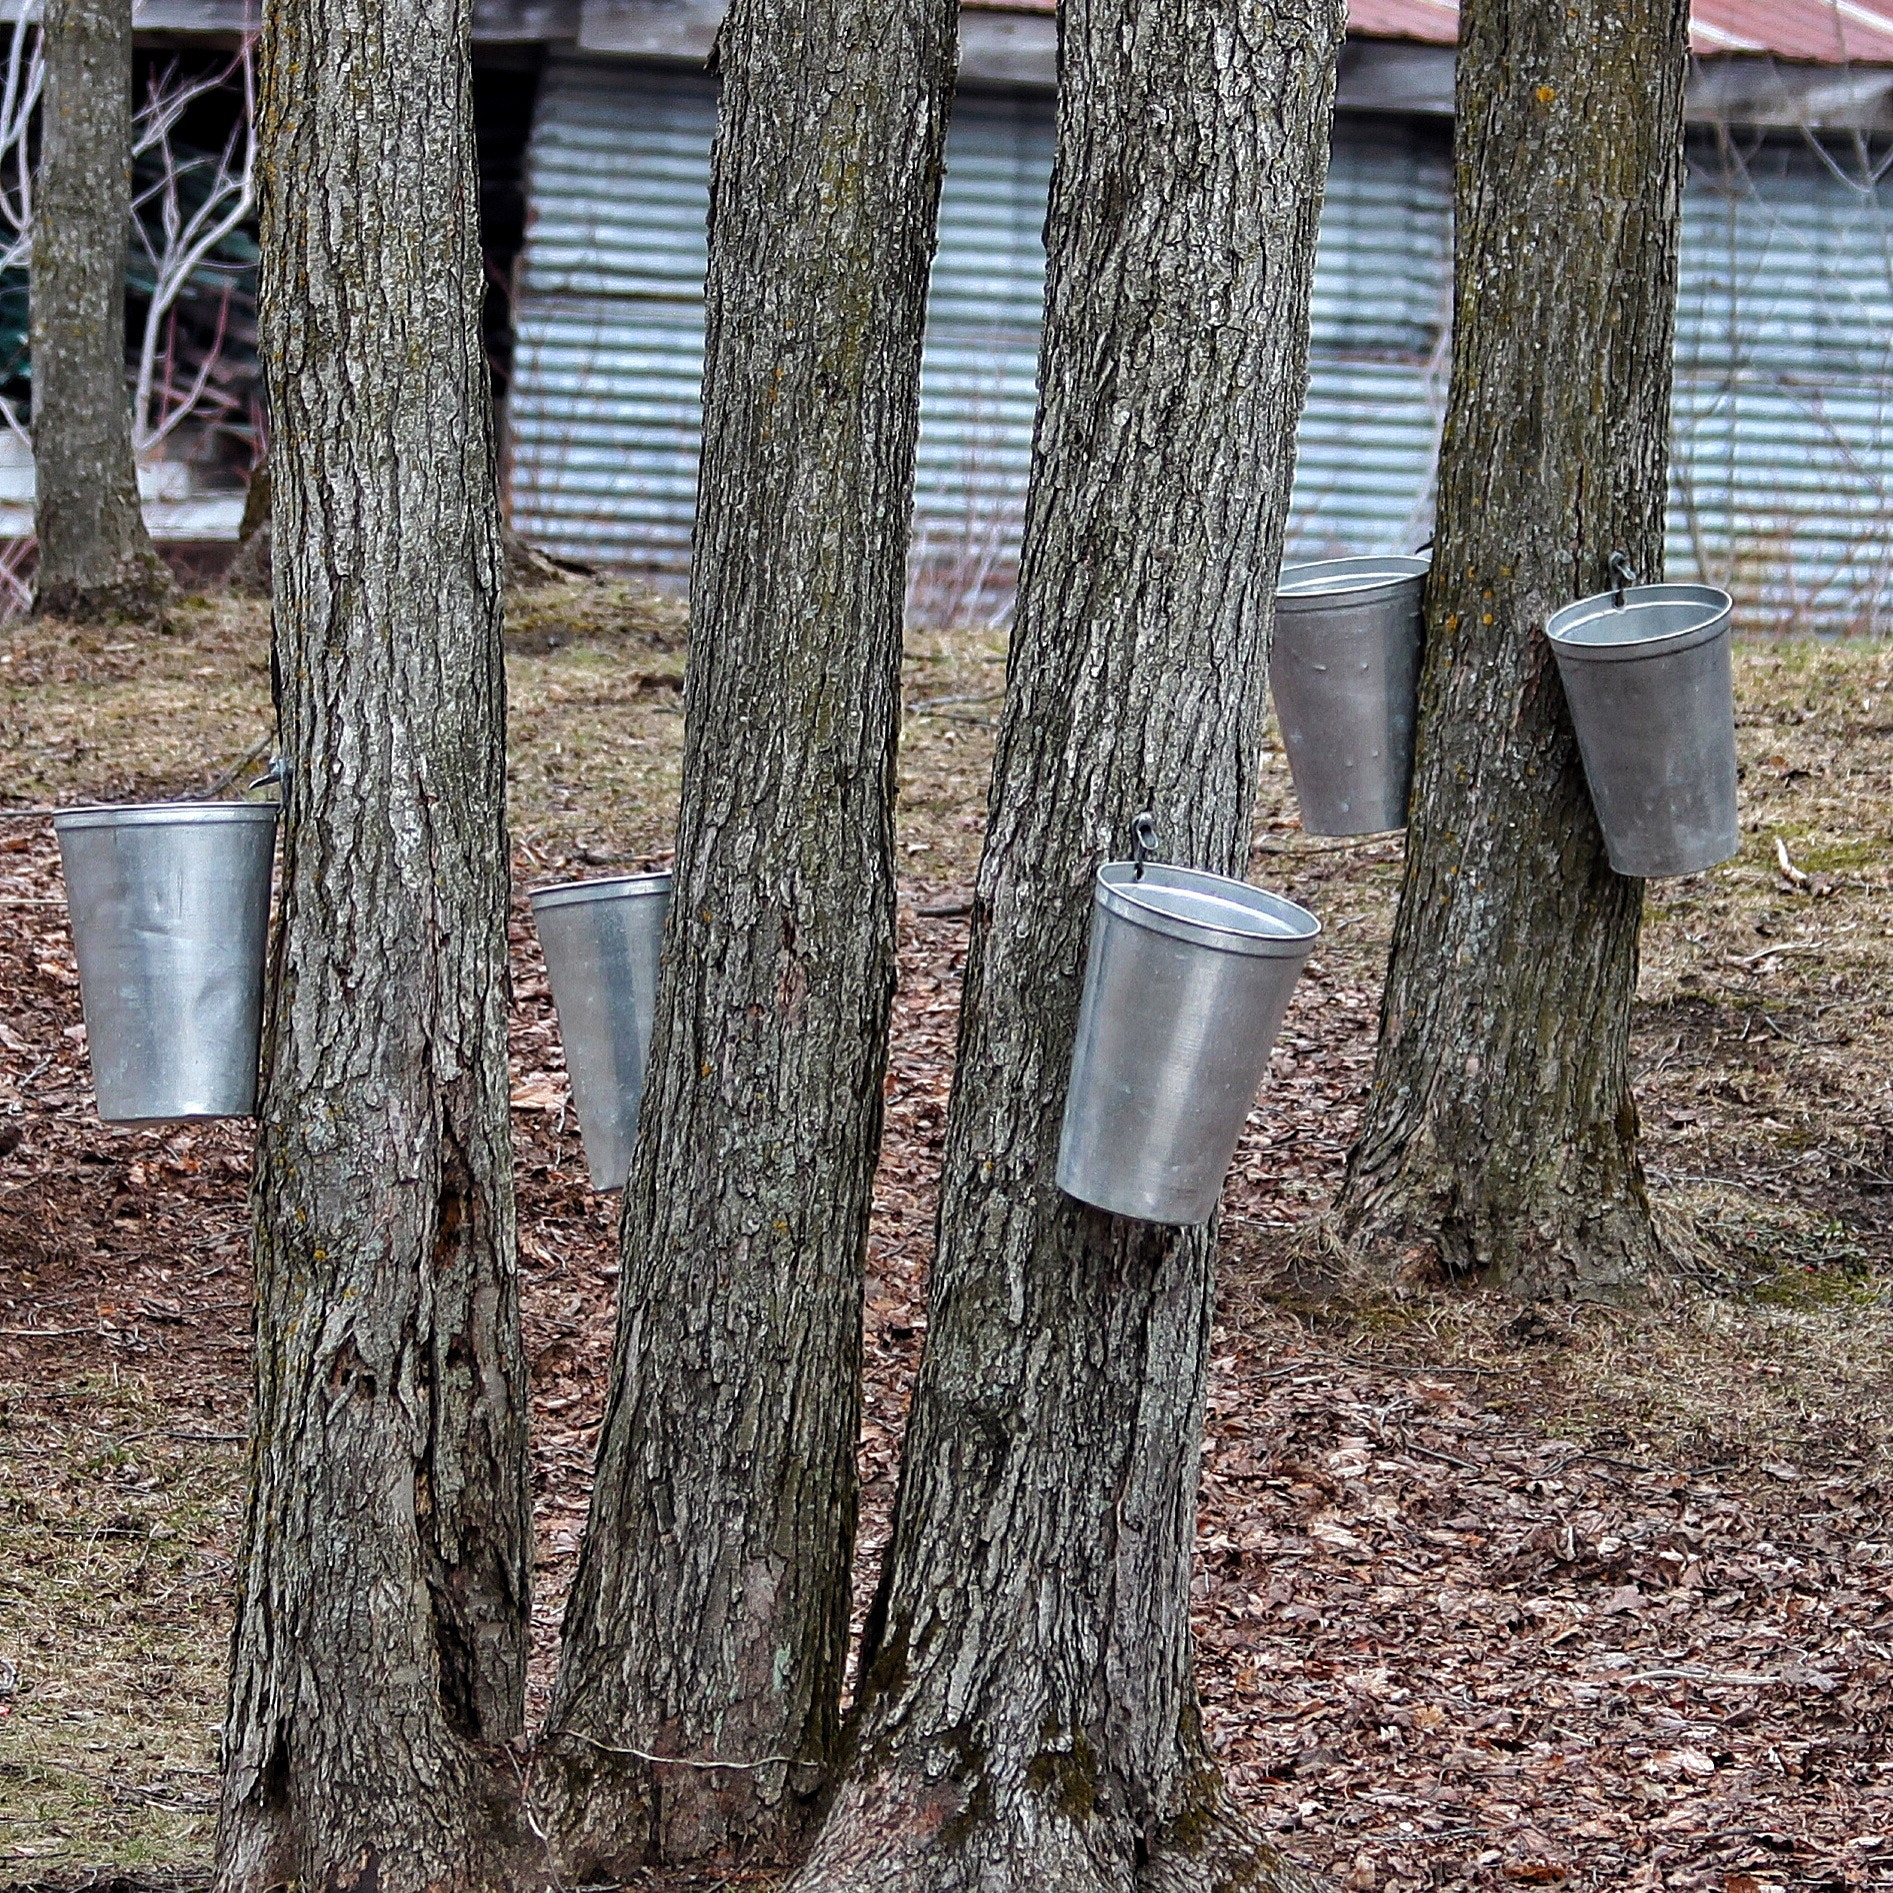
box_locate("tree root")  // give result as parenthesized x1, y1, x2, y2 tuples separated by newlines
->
(1336, 1137, 1663, 1307)
(525, 1730, 656, 1887)
(786, 1766, 1122, 1893)
(1139, 1789, 1326, 1893)
(787, 1765, 1327, 1893)
(214, 1745, 523, 1893)
(34, 547, 174, 627)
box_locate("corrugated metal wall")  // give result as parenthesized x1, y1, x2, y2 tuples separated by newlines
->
(1289, 116, 1451, 560)
(509, 67, 711, 563)
(1672, 137, 1893, 634)
(509, 65, 1057, 585)
(907, 92, 1052, 618)
(509, 60, 1893, 631)
(509, 59, 1452, 587)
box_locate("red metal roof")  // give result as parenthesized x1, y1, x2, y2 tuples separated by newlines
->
(1345, 0, 1454, 42)
(1345, 0, 1893, 63)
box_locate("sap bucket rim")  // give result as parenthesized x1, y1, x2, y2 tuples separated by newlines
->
(52, 799, 280, 835)
(529, 870, 674, 915)
(1275, 553, 1431, 614)
(1545, 582, 1732, 665)
(1094, 861, 1320, 960)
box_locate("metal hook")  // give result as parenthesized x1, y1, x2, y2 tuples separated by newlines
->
(1608, 551, 1638, 610)
(1131, 811, 1160, 881)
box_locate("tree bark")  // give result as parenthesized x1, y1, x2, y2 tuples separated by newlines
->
(789, 1, 1342, 1888)
(31, 0, 173, 623)
(214, 2, 529, 1887)
(538, 0, 955, 1873)
(1335, 0, 1691, 1302)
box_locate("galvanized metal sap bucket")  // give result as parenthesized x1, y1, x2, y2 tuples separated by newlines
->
(1056, 861, 1320, 1225)
(1270, 554, 1430, 835)
(1545, 579, 1738, 878)
(54, 802, 278, 1124)
(529, 872, 671, 1191)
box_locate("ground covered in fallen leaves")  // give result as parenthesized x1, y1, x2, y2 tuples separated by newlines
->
(1, 585, 1890, 1890)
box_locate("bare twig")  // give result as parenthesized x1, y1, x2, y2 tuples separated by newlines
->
(130, 45, 257, 458)
(545, 1727, 796, 1772)
(199, 728, 276, 798)
(505, 1748, 569, 1893)
(1726, 938, 1829, 967)
(1253, 834, 1406, 858)
(1611, 1667, 1800, 1688)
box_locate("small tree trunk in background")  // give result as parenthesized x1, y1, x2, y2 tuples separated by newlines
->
(539, 0, 954, 1872)
(790, 1, 1341, 1888)
(214, 0, 528, 1887)
(1336, 0, 1691, 1302)
(31, 0, 172, 623)
(225, 457, 270, 597)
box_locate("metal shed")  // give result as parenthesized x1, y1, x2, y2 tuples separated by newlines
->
(78, 0, 1893, 631)
(507, 60, 1457, 609)
(505, 7, 1893, 630)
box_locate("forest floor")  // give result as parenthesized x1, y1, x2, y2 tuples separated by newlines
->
(0, 579, 1890, 1891)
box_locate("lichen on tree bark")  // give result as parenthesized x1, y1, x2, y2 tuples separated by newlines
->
(31, 0, 173, 624)
(214, 1, 529, 1886)
(787, 0, 1344, 1887)
(1337, 0, 1693, 1303)
(537, 0, 956, 1872)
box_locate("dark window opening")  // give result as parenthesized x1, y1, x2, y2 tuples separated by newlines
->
(474, 45, 545, 409)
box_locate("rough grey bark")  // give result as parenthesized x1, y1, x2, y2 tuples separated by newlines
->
(537, 0, 955, 1873)
(214, 1, 529, 1887)
(1336, 0, 1691, 1302)
(789, 1, 1343, 1888)
(31, 0, 172, 622)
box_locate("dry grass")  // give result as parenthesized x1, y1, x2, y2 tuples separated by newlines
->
(0, 578, 1888, 1881)
(1226, 1273, 1893, 1482)
(0, 597, 275, 808)
(0, 1381, 239, 1872)
(1224, 638, 1893, 1497)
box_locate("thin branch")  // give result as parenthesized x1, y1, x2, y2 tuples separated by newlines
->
(542, 1727, 796, 1772)
(130, 41, 257, 457)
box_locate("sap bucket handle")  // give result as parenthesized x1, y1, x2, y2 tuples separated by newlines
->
(1131, 810, 1160, 879)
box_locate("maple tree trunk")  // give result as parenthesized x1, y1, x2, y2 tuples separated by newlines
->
(788, 1, 1341, 1889)
(214, 1, 529, 1887)
(538, 0, 955, 1872)
(31, 0, 172, 623)
(1337, 0, 1691, 1302)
